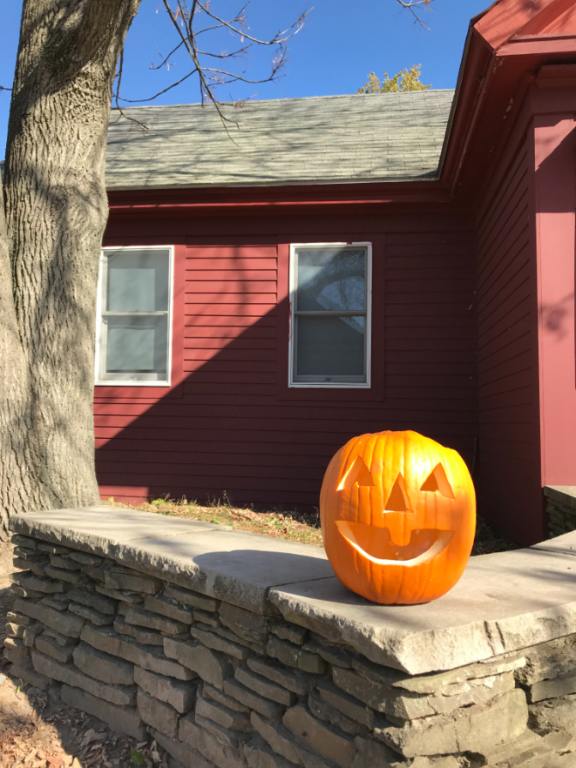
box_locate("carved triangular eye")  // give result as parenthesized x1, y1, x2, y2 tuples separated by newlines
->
(421, 463, 455, 499)
(384, 473, 411, 512)
(337, 456, 374, 492)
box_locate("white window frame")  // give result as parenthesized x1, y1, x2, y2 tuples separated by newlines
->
(288, 242, 372, 389)
(95, 245, 174, 387)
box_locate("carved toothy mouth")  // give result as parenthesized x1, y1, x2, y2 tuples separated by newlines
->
(335, 521, 453, 567)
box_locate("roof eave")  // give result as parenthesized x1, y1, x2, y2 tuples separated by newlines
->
(438, 0, 576, 194)
(105, 172, 441, 193)
(107, 176, 454, 213)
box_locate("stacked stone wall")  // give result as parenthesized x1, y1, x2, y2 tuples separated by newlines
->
(4, 532, 576, 768)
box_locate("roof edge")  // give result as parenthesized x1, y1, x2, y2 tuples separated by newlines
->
(108, 88, 456, 117)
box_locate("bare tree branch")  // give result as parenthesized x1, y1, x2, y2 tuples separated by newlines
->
(113, 49, 149, 129)
(160, 0, 231, 126)
(162, 0, 222, 112)
(194, 0, 306, 47)
(149, 39, 186, 71)
(196, 44, 251, 60)
(113, 0, 310, 114)
(395, 0, 432, 27)
(395, 0, 432, 7)
(117, 68, 199, 103)
(113, 0, 427, 123)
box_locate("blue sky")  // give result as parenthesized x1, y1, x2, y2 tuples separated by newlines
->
(1, 0, 488, 158)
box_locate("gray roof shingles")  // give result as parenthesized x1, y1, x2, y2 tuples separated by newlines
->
(106, 90, 454, 190)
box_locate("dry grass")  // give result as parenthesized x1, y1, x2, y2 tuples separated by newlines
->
(126, 496, 516, 554)
(134, 497, 324, 546)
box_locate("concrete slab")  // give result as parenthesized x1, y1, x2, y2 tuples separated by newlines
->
(532, 529, 576, 552)
(270, 535, 576, 674)
(10, 506, 333, 614)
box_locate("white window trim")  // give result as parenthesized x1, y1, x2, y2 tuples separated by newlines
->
(95, 245, 175, 387)
(288, 242, 372, 389)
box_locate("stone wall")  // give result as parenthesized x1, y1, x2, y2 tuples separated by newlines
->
(545, 486, 576, 537)
(3, 508, 576, 768)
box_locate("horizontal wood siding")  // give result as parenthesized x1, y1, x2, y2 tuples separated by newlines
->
(96, 208, 475, 509)
(475, 134, 542, 543)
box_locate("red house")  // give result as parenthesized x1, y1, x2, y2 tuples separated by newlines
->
(96, 0, 576, 545)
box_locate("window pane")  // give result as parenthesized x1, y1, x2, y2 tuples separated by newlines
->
(103, 316, 168, 378)
(294, 315, 366, 380)
(106, 249, 169, 312)
(297, 248, 366, 312)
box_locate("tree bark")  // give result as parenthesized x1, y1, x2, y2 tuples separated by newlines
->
(0, 155, 32, 537)
(0, 0, 140, 538)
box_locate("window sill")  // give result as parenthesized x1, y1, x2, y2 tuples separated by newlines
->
(289, 382, 371, 390)
(95, 380, 171, 388)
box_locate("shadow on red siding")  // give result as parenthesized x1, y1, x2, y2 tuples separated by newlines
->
(96, 210, 477, 520)
(475, 124, 542, 545)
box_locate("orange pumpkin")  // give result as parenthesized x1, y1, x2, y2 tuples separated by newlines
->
(320, 430, 476, 604)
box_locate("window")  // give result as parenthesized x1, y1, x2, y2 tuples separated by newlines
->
(289, 243, 371, 387)
(96, 246, 173, 385)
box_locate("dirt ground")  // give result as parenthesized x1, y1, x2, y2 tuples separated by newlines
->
(0, 577, 167, 768)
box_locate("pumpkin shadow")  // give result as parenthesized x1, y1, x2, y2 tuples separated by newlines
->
(192, 548, 443, 615)
(193, 540, 576, 621)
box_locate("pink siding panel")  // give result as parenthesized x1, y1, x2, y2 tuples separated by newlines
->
(534, 115, 576, 486)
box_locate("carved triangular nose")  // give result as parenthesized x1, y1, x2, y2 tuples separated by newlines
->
(384, 473, 411, 512)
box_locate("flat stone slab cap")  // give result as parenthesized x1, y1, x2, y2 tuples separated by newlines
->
(270, 530, 576, 674)
(10, 506, 333, 614)
(11, 508, 576, 674)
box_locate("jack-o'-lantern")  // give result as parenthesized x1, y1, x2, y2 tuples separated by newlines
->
(320, 430, 476, 604)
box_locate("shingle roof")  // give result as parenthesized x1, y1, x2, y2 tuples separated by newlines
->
(106, 90, 454, 190)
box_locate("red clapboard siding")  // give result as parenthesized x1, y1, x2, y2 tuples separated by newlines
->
(184, 317, 276, 330)
(185, 271, 277, 281)
(97, 209, 476, 509)
(475, 131, 542, 544)
(94, 395, 473, 423)
(184, 305, 275, 318)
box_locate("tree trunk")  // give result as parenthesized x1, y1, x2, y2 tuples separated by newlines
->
(0, 159, 32, 537)
(0, 0, 140, 539)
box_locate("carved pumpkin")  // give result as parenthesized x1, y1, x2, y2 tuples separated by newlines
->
(320, 430, 476, 604)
